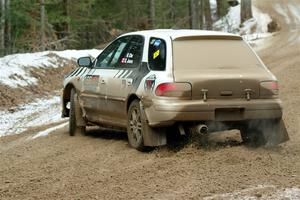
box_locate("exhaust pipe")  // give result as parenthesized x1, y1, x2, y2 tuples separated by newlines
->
(195, 124, 208, 135)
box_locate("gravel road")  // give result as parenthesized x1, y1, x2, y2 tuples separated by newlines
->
(1, 1, 300, 199)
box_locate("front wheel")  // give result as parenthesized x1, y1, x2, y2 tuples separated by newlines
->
(69, 88, 86, 136)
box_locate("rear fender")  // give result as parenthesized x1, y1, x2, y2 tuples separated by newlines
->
(139, 101, 167, 146)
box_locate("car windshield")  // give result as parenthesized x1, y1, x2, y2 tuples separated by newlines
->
(173, 39, 262, 70)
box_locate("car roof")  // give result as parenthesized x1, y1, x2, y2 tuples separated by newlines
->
(122, 29, 241, 40)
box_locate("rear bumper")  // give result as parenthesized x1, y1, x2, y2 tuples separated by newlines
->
(143, 98, 282, 127)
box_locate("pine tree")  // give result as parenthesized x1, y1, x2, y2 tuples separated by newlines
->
(5, 0, 10, 53)
(40, 0, 45, 50)
(203, 0, 212, 30)
(149, 0, 155, 29)
(0, 0, 5, 55)
(189, 0, 199, 29)
(216, 0, 229, 19)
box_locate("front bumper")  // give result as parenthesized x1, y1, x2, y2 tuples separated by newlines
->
(143, 98, 283, 127)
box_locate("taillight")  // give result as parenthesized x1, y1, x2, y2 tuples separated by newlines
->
(155, 82, 191, 99)
(260, 81, 279, 96)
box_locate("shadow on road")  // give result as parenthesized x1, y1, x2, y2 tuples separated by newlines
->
(166, 131, 243, 152)
(85, 127, 128, 141)
(82, 126, 248, 152)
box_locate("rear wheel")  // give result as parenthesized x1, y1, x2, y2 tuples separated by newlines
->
(69, 89, 86, 136)
(127, 100, 146, 151)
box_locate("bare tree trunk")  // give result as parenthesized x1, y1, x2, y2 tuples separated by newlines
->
(189, 0, 199, 29)
(203, 0, 212, 30)
(40, 0, 46, 51)
(5, 0, 10, 54)
(149, 0, 155, 29)
(0, 0, 5, 56)
(216, 0, 229, 19)
(63, 0, 69, 37)
(195, 0, 200, 29)
(169, 0, 176, 26)
(199, 0, 204, 29)
(240, 0, 253, 23)
(62, 0, 69, 47)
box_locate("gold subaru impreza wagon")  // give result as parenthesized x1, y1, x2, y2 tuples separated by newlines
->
(62, 29, 289, 151)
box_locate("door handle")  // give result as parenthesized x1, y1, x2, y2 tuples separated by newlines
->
(126, 79, 133, 86)
(100, 79, 106, 84)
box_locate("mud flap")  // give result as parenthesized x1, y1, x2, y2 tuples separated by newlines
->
(139, 102, 167, 147)
(262, 119, 289, 146)
(74, 94, 86, 127)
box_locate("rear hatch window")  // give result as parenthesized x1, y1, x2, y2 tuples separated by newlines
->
(172, 37, 270, 100)
(173, 38, 261, 70)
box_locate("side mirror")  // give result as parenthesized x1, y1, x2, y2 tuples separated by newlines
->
(77, 57, 92, 68)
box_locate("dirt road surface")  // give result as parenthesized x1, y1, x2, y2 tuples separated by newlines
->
(1, 1, 300, 199)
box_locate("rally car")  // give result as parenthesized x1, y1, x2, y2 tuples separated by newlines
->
(61, 29, 289, 151)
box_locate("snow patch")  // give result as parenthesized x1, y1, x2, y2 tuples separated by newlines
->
(0, 96, 64, 137)
(53, 49, 101, 61)
(288, 3, 300, 24)
(0, 49, 102, 88)
(214, 4, 241, 33)
(214, 4, 272, 35)
(31, 122, 68, 139)
(210, 0, 218, 21)
(213, 3, 273, 49)
(204, 185, 300, 200)
(274, 4, 291, 24)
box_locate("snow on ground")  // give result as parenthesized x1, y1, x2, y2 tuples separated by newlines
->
(204, 185, 300, 200)
(275, 3, 292, 24)
(31, 122, 68, 139)
(210, 0, 218, 21)
(0, 49, 101, 88)
(288, 3, 300, 24)
(0, 95, 64, 137)
(214, 2, 273, 47)
(214, 1, 272, 34)
(54, 49, 101, 61)
(275, 2, 300, 44)
(275, 2, 300, 26)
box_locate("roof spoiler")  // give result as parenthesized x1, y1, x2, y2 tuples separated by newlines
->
(174, 35, 242, 41)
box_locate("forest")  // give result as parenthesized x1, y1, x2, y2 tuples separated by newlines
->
(0, 0, 252, 56)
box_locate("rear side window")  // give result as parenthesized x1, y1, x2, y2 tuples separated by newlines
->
(148, 37, 166, 71)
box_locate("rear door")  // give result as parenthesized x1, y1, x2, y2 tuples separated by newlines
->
(82, 36, 131, 123)
(105, 35, 144, 122)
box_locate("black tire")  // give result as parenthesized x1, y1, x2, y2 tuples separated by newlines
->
(166, 126, 192, 150)
(127, 100, 146, 151)
(69, 89, 86, 136)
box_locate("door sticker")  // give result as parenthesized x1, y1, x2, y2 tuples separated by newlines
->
(153, 50, 160, 59)
(85, 75, 99, 81)
(144, 74, 156, 92)
(126, 53, 133, 58)
(121, 52, 135, 64)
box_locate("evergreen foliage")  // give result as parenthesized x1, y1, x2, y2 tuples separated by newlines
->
(0, 0, 242, 54)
